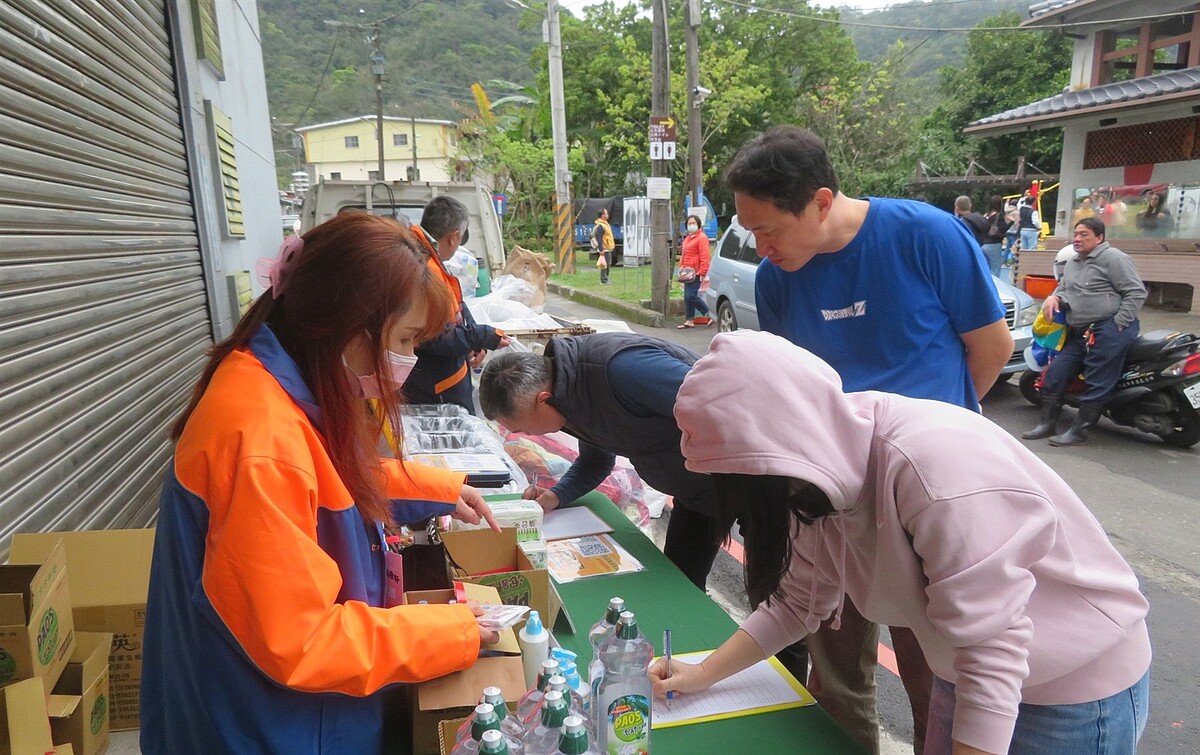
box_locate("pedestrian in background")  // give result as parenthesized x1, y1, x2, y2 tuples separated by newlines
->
(678, 214, 713, 328)
(594, 207, 615, 284)
(1018, 193, 1041, 253)
(981, 195, 1009, 278)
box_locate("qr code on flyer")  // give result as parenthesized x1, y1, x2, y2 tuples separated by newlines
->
(573, 535, 613, 558)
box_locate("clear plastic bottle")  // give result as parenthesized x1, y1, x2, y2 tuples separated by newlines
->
(522, 690, 571, 755)
(531, 675, 584, 725)
(479, 729, 512, 755)
(555, 657, 591, 726)
(516, 659, 561, 724)
(587, 598, 625, 740)
(596, 611, 652, 755)
(456, 691, 527, 747)
(484, 685, 528, 740)
(554, 714, 602, 755)
(450, 703, 525, 755)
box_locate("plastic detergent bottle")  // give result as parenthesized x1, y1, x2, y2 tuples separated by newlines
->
(519, 610, 551, 689)
(484, 685, 528, 740)
(550, 651, 590, 726)
(456, 691, 526, 746)
(479, 729, 512, 755)
(451, 704, 525, 755)
(516, 659, 561, 723)
(543, 676, 586, 723)
(554, 715, 602, 755)
(596, 611, 652, 755)
(522, 690, 571, 755)
(586, 598, 624, 737)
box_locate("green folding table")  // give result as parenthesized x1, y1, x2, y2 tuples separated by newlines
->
(550, 491, 866, 754)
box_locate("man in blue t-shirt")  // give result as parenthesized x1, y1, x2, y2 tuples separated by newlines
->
(724, 126, 1013, 755)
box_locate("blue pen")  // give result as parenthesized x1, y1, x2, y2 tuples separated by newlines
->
(663, 628, 673, 708)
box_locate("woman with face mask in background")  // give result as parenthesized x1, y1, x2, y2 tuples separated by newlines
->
(140, 212, 501, 755)
(677, 214, 713, 328)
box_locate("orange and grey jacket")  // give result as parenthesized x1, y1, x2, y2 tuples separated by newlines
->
(140, 323, 480, 754)
(403, 226, 503, 412)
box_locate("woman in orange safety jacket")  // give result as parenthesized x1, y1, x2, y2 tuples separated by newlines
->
(140, 212, 500, 754)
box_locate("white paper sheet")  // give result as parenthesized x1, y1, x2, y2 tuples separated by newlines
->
(543, 506, 614, 541)
(651, 652, 814, 728)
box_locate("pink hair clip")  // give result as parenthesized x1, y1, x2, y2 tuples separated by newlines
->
(255, 234, 304, 298)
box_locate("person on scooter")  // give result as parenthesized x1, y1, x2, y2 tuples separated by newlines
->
(1023, 217, 1146, 446)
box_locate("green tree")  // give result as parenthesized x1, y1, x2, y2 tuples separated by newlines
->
(920, 11, 1073, 178)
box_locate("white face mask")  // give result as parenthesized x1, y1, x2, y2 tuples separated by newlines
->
(344, 351, 419, 399)
(687, 224, 698, 232)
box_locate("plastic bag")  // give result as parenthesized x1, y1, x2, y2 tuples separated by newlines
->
(596, 253, 608, 270)
(444, 247, 479, 299)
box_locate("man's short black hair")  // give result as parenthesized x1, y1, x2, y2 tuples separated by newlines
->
(421, 195, 469, 240)
(723, 126, 839, 215)
(597, 208, 607, 219)
(1075, 216, 1106, 239)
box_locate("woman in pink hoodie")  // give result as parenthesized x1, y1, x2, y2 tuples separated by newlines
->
(651, 331, 1151, 755)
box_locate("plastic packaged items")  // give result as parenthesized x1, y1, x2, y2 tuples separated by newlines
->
(450, 703, 525, 755)
(554, 715, 602, 755)
(519, 610, 551, 689)
(455, 689, 526, 746)
(516, 659, 561, 723)
(596, 611, 652, 755)
(522, 690, 571, 755)
(529, 676, 585, 728)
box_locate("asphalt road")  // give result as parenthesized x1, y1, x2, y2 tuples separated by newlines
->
(542, 292, 1200, 754)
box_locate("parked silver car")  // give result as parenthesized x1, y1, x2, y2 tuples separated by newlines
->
(703, 216, 1037, 377)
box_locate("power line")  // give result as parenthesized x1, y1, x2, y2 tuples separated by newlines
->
(289, 29, 343, 126)
(715, 0, 1180, 33)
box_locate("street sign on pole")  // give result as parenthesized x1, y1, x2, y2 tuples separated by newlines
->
(649, 116, 677, 161)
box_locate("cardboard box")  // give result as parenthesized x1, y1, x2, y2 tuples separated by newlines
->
(400, 586, 526, 755)
(1, 677, 55, 755)
(437, 716, 469, 755)
(9, 530, 154, 731)
(0, 539, 75, 697)
(441, 529, 569, 631)
(49, 632, 112, 755)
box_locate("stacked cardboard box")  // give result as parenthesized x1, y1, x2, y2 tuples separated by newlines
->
(48, 631, 112, 755)
(0, 539, 76, 700)
(10, 530, 154, 731)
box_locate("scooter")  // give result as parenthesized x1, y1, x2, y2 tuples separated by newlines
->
(1019, 329, 1200, 448)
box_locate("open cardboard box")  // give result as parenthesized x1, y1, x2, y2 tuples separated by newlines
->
(441, 528, 573, 633)
(1, 677, 55, 755)
(399, 585, 526, 755)
(10, 530, 155, 731)
(0, 539, 75, 698)
(48, 631, 112, 755)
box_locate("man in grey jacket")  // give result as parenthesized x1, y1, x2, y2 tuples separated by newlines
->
(1024, 217, 1146, 445)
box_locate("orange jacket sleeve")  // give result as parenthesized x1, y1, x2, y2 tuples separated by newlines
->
(201, 457, 479, 696)
(381, 458, 466, 501)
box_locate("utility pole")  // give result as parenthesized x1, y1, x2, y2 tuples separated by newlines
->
(650, 0, 670, 313)
(410, 116, 419, 181)
(547, 0, 574, 274)
(685, 0, 702, 208)
(370, 28, 385, 181)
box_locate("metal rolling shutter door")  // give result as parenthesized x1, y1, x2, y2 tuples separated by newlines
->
(0, 0, 212, 556)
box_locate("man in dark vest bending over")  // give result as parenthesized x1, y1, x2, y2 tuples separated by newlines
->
(479, 333, 720, 590)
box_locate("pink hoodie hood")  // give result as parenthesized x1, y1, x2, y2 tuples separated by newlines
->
(676, 330, 876, 510)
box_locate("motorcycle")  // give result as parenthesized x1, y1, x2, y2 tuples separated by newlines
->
(1019, 329, 1200, 448)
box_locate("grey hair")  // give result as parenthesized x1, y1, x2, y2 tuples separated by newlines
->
(954, 195, 972, 212)
(479, 351, 552, 420)
(420, 195, 469, 240)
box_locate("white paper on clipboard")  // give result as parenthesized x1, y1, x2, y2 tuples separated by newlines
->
(543, 507, 614, 541)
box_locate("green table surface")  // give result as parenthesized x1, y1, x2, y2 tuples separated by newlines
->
(550, 492, 866, 754)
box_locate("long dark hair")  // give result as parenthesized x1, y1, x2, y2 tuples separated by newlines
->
(712, 473, 835, 610)
(172, 212, 454, 524)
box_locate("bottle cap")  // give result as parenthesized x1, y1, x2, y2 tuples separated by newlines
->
(478, 729, 508, 754)
(541, 690, 569, 727)
(605, 597, 625, 623)
(616, 610, 639, 639)
(525, 609, 543, 635)
(563, 715, 584, 734)
(547, 675, 567, 694)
